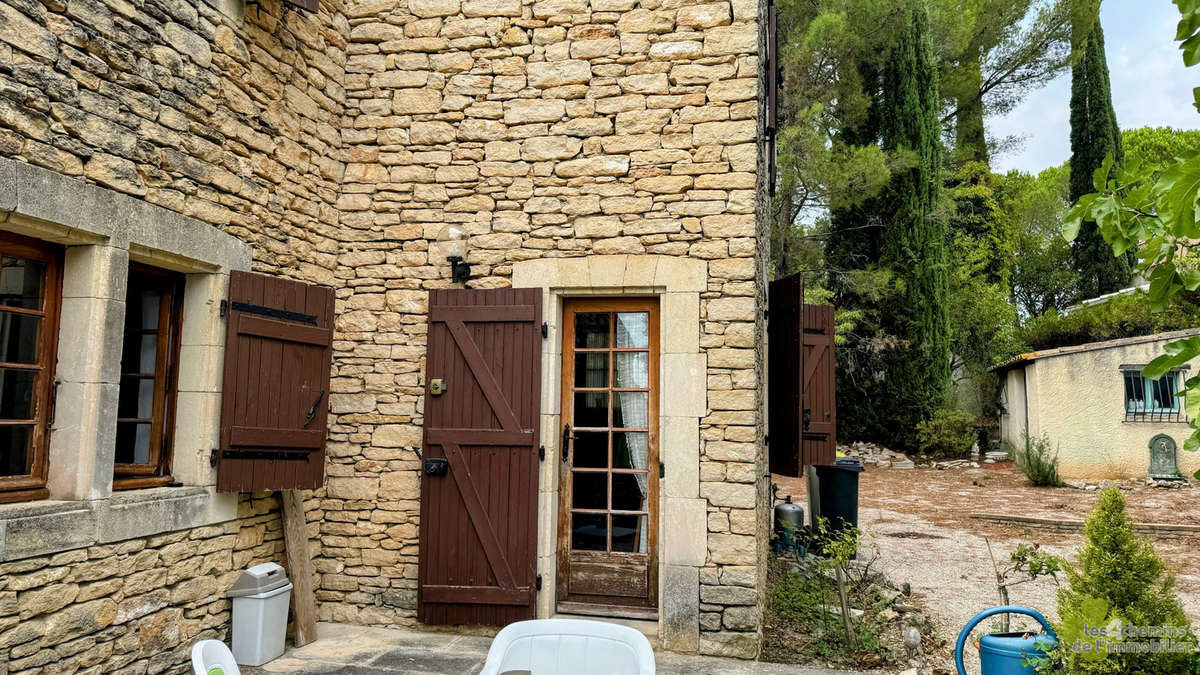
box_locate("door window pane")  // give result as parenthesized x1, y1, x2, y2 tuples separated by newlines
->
(138, 289, 161, 330)
(612, 431, 647, 470)
(611, 514, 647, 553)
(0, 369, 36, 420)
(0, 425, 33, 476)
(0, 257, 45, 310)
(613, 352, 648, 388)
(573, 431, 608, 469)
(613, 391, 648, 429)
(571, 513, 607, 551)
(615, 313, 648, 348)
(572, 471, 607, 510)
(612, 473, 648, 512)
(115, 422, 151, 465)
(118, 377, 155, 419)
(574, 313, 610, 348)
(0, 313, 40, 364)
(574, 391, 608, 428)
(120, 334, 158, 375)
(574, 352, 608, 388)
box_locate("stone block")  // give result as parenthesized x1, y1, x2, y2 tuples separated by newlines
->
(661, 292, 700, 354)
(528, 61, 592, 88)
(700, 630, 759, 658)
(700, 482, 756, 508)
(504, 100, 567, 125)
(702, 24, 758, 56)
(678, 3, 732, 28)
(327, 477, 380, 501)
(555, 156, 630, 178)
(664, 498, 706, 565)
(661, 565, 700, 652)
(662, 353, 706, 417)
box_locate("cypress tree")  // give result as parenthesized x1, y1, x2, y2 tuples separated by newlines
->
(1069, 20, 1131, 299)
(877, 5, 950, 449)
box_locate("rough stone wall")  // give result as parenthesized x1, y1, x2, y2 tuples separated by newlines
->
(0, 494, 282, 675)
(327, 0, 765, 657)
(0, 0, 346, 671)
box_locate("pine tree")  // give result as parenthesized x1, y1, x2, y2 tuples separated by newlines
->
(1069, 19, 1131, 299)
(876, 5, 950, 449)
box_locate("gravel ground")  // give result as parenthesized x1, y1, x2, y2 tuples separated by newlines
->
(774, 462, 1200, 670)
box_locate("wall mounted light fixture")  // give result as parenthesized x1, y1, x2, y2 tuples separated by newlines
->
(437, 223, 471, 283)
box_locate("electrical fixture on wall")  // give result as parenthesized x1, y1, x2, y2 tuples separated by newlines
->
(437, 223, 471, 284)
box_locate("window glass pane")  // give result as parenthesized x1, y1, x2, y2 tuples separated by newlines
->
(0, 369, 36, 420)
(139, 288, 161, 330)
(1149, 375, 1178, 411)
(612, 473, 648, 512)
(611, 514, 647, 553)
(573, 391, 608, 428)
(613, 391, 648, 429)
(0, 313, 40, 364)
(573, 431, 608, 469)
(571, 513, 607, 551)
(572, 471, 607, 510)
(0, 425, 33, 476)
(118, 377, 155, 419)
(574, 313, 609, 349)
(0, 257, 45, 310)
(574, 353, 608, 388)
(613, 352, 648, 388)
(613, 431, 648, 470)
(115, 422, 151, 465)
(615, 312, 648, 348)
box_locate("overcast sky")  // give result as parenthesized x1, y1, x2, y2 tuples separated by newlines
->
(991, 0, 1200, 174)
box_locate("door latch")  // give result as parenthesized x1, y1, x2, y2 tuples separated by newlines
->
(561, 424, 573, 462)
(430, 379, 446, 396)
(424, 458, 449, 476)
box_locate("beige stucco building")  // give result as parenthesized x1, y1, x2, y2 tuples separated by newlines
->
(995, 330, 1200, 481)
(0, 0, 774, 669)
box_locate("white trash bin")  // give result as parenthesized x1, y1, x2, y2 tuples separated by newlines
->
(227, 562, 293, 666)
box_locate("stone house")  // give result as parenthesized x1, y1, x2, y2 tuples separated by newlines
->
(994, 329, 1200, 481)
(0, 0, 772, 669)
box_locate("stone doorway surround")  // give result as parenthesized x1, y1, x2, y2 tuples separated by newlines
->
(512, 255, 707, 651)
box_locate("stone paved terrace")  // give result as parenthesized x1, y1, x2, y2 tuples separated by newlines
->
(242, 622, 879, 674)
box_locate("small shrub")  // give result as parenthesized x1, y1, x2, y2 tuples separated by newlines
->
(1013, 433, 1063, 487)
(1042, 488, 1197, 674)
(915, 408, 977, 457)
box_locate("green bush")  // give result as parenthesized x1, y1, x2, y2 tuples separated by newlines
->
(1044, 488, 1196, 674)
(915, 409, 977, 457)
(1013, 433, 1062, 487)
(1015, 290, 1200, 355)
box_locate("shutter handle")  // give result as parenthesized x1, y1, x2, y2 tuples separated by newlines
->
(304, 390, 326, 426)
(561, 424, 573, 463)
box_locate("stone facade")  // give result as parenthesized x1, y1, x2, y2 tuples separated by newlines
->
(0, 0, 770, 668)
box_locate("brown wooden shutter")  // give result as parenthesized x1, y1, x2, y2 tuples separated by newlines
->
(418, 288, 542, 625)
(217, 271, 334, 492)
(283, 0, 319, 11)
(768, 274, 803, 476)
(768, 274, 837, 476)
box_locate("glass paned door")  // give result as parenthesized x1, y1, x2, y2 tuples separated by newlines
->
(558, 298, 659, 611)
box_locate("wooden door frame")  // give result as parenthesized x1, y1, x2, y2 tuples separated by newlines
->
(556, 296, 660, 612)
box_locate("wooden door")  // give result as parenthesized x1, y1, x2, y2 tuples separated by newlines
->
(418, 288, 542, 625)
(217, 271, 334, 492)
(557, 298, 659, 615)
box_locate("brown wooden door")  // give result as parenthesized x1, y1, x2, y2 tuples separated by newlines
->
(418, 288, 542, 626)
(217, 271, 334, 492)
(768, 274, 836, 476)
(557, 298, 659, 614)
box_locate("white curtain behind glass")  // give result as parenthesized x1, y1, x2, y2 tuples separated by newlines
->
(615, 313, 649, 553)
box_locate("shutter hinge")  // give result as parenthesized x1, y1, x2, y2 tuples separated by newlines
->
(764, 434, 769, 446)
(538, 445, 545, 462)
(219, 299, 228, 318)
(536, 574, 542, 591)
(659, 461, 664, 478)
(541, 322, 548, 338)
(209, 448, 219, 467)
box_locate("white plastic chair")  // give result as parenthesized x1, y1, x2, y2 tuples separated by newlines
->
(478, 619, 655, 675)
(192, 640, 241, 675)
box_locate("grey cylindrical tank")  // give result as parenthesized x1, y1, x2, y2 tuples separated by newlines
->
(773, 496, 806, 553)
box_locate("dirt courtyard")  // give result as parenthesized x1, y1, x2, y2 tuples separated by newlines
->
(773, 462, 1200, 664)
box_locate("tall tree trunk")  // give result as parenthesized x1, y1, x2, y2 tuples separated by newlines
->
(1069, 19, 1131, 299)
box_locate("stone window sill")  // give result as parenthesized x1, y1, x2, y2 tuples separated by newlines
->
(0, 486, 237, 562)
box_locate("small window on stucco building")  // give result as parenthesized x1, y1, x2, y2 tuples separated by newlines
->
(1123, 367, 1186, 423)
(113, 264, 184, 489)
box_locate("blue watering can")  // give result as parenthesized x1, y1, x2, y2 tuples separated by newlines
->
(955, 606, 1058, 675)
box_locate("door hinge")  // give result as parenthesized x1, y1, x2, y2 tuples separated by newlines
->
(541, 322, 548, 338)
(659, 461, 665, 478)
(219, 299, 228, 318)
(764, 434, 769, 446)
(535, 574, 542, 591)
(209, 448, 219, 467)
(538, 445, 545, 462)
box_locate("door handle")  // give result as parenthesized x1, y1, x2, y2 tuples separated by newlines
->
(561, 424, 573, 463)
(304, 390, 326, 426)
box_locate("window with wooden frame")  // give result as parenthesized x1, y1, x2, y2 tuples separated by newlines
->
(0, 232, 62, 503)
(114, 264, 183, 488)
